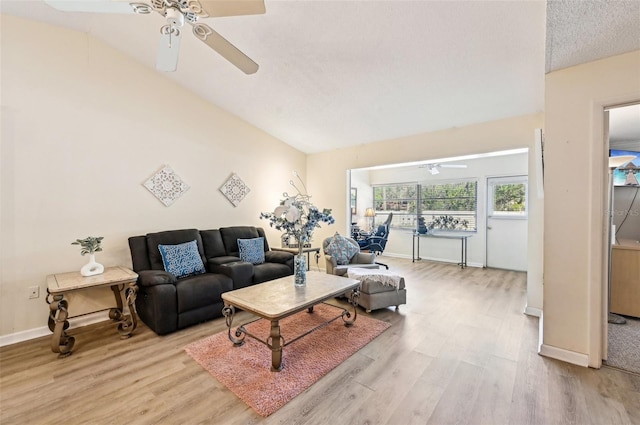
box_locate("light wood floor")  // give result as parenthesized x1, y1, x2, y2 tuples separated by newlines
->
(2, 257, 639, 424)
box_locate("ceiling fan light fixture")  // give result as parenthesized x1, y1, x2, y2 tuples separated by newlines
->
(165, 7, 185, 27)
(429, 165, 439, 175)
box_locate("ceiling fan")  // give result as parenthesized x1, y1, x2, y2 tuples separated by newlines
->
(43, 0, 265, 74)
(419, 163, 468, 175)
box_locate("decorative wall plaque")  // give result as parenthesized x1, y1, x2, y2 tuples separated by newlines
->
(219, 173, 250, 207)
(143, 165, 190, 207)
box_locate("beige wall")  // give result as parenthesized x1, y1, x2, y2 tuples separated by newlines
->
(307, 113, 545, 316)
(1, 14, 545, 343)
(0, 16, 305, 337)
(542, 50, 640, 367)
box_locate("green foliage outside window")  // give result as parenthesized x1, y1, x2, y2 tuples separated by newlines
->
(493, 183, 526, 212)
(373, 180, 477, 231)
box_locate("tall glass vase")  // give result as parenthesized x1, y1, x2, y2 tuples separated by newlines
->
(294, 249, 307, 287)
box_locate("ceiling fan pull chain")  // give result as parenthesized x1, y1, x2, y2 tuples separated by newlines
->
(160, 25, 180, 48)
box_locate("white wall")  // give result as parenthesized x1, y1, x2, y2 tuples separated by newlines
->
(0, 16, 305, 338)
(543, 50, 640, 367)
(349, 170, 373, 231)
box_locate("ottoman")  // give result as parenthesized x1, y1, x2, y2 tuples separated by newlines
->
(347, 268, 407, 313)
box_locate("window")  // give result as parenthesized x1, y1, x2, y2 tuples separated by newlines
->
(488, 176, 527, 217)
(420, 180, 477, 230)
(373, 180, 477, 231)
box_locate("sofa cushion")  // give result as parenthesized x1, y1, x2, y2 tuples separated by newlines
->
(175, 273, 233, 314)
(146, 229, 204, 270)
(219, 226, 266, 256)
(200, 229, 227, 258)
(325, 233, 359, 265)
(158, 240, 206, 278)
(238, 237, 266, 265)
(253, 262, 293, 284)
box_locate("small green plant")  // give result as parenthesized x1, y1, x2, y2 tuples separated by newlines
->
(71, 236, 104, 256)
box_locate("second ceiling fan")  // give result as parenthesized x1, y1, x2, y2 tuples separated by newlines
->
(44, 0, 265, 74)
(420, 163, 468, 175)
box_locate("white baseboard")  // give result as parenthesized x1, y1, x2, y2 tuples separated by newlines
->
(416, 255, 483, 268)
(0, 311, 109, 347)
(538, 343, 589, 367)
(384, 252, 482, 268)
(524, 305, 542, 317)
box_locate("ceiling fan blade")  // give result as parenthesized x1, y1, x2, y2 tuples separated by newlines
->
(195, 0, 265, 18)
(440, 164, 468, 168)
(43, 0, 143, 13)
(192, 23, 258, 74)
(156, 28, 182, 72)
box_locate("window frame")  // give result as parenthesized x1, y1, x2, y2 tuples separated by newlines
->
(487, 175, 528, 219)
(373, 178, 478, 232)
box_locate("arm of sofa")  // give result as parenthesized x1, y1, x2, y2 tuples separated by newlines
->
(265, 250, 294, 264)
(208, 261, 254, 289)
(137, 270, 177, 287)
(135, 282, 178, 335)
(207, 256, 242, 267)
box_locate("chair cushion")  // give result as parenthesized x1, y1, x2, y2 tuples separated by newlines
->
(374, 225, 387, 237)
(325, 233, 359, 265)
(158, 240, 206, 278)
(237, 237, 266, 265)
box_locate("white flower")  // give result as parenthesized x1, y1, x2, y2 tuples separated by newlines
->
(285, 205, 300, 222)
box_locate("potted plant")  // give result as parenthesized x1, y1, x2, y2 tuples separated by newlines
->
(72, 236, 105, 276)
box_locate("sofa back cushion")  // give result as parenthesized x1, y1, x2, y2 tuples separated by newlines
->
(219, 226, 269, 256)
(146, 229, 205, 271)
(200, 229, 227, 258)
(129, 235, 152, 272)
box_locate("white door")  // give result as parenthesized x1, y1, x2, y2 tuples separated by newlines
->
(486, 176, 528, 271)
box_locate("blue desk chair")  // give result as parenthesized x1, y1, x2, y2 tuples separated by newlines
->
(358, 214, 392, 269)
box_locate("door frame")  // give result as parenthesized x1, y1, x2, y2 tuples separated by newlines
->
(485, 174, 528, 269)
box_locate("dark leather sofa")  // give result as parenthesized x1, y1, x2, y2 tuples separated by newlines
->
(128, 226, 293, 335)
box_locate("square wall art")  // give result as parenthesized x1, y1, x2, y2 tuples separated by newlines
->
(143, 165, 190, 207)
(220, 173, 250, 207)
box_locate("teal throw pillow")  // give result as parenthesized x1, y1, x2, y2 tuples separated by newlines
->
(158, 240, 206, 278)
(238, 237, 265, 265)
(326, 232, 359, 265)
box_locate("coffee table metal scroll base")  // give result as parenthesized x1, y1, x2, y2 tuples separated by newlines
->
(222, 288, 360, 372)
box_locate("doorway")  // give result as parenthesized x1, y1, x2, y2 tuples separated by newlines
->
(486, 175, 528, 271)
(604, 103, 640, 374)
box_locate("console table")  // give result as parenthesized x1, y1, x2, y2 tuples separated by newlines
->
(46, 266, 138, 357)
(412, 231, 472, 269)
(272, 246, 321, 270)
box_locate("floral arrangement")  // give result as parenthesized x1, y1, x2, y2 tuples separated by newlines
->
(429, 215, 469, 231)
(71, 236, 104, 256)
(260, 172, 334, 251)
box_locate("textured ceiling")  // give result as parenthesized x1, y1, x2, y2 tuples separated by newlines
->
(545, 0, 640, 73)
(1, 0, 638, 153)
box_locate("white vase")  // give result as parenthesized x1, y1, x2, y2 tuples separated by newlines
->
(81, 253, 104, 277)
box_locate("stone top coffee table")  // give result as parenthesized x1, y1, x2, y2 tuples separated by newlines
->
(221, 272, 360, 371)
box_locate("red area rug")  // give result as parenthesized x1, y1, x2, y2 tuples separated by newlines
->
(185, 303, 390, 416)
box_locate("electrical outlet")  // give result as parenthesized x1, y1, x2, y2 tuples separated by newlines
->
(28, 286, 40, 299)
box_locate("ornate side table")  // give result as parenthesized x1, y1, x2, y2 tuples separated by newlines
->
(46, 266, 138, 357)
